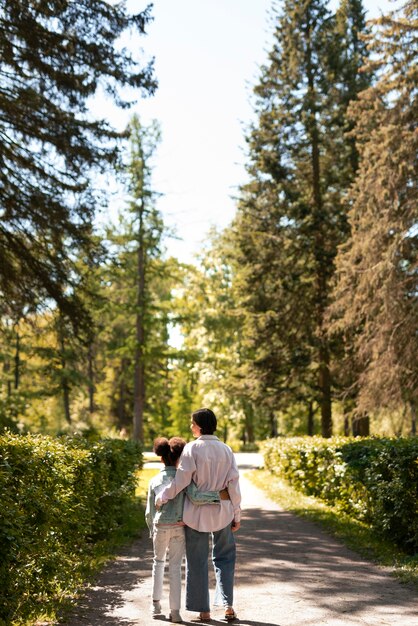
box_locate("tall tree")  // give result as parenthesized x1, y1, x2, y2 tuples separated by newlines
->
(87, 116, 179, 442)
(172, 232, 265, 443)
(0, 0, 156, 330)
(330, 0, 418, 432)
(126, 116, 162, 441)
(229, 0, 369, 436)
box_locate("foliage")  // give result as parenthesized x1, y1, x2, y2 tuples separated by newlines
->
(0, 117, 182, 441)
(93, 115, 181, 442)
(0, 310, 99, 433)
(247, 469, 418, 586)
(0, 0, 156, 330)
(0, 433, 142, 625)
(0, 0, 415, 444)
(262, 436, 418, 553)
(329, 0, 418, 421)
(171, 233, 261, 444)
(167, 365, 199, 439)
(227, 0, 370, 437)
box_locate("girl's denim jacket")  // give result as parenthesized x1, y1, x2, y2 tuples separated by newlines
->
(145, 466, 220, 536)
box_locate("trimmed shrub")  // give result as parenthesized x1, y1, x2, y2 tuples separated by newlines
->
(0, 433, 142, 625)
(262, 436, 418, 554)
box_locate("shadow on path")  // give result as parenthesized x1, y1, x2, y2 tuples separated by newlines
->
(237, 503, 417, 624)
(153, 619, 278, 626)
(64, 535, 152, 625)
(64, 465, 417, 626)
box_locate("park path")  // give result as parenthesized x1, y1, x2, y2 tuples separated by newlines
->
(63, 453, 417, 626)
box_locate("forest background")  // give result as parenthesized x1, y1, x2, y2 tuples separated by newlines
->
(0, 0, 417, 447)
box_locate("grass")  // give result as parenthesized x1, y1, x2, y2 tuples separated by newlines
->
(136, 466, 160, 500)
(246, 468, 418, 587)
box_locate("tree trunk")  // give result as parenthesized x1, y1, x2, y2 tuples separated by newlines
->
(243, 400, 255, 443)
(4, 359, 12, 397)
(62, 378, 71, 424)
(117, 358, 130, 430)
(14, 329, 20, 390)
(307, 400, 314, 436)
(343, 407, 351, 437)
(58, 320, 71, 424)
(410, 401, 417, 436)
(319, 346, 332, 437)
(305, 15, 332, 438)
(133, 204, 145, 442)
(87, 342, 95, 413)
(60, 348, 71, 425)
(270, 411, 278, 437)
(352, 414, 369, 437)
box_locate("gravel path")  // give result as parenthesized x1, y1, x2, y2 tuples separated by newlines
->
(63, 453, 417, 626)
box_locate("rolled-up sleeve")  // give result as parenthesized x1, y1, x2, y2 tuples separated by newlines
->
(145, 482, 155, 537)
(226, 453, 241, 522)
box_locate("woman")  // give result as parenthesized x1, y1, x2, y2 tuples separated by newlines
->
(156, 408, 241, 622)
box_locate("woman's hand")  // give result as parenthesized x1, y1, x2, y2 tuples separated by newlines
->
(231, 520, 240, 532)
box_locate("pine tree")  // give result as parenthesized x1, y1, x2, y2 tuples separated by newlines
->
(90, 116, 179, 442)
(330, 0, 418, 431)
(125, 116, 163, 442)
(0, 0, 156, 329)
(172, 231, 265, 443)
(230, 0, 370, 436)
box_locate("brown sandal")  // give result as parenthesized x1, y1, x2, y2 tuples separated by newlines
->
(225, 609, 238, 621)
(198, 613, 211, 622)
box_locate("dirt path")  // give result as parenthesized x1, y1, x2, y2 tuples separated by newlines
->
(63, 454, 417, 626)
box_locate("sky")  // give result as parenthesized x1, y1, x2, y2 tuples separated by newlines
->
(106, 0, 398, 264)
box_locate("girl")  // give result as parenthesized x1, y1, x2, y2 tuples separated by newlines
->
(146, 437, 186, 623)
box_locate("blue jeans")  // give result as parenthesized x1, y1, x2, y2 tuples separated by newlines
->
(185, 524, 236, 612)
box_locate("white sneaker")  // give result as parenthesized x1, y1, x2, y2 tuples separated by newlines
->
(169, 610, 182, 623)
(151, 601, 162, 617)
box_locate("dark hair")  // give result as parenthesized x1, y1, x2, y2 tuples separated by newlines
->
(153, 436, 186, 466)
(192, 408, 217, 435)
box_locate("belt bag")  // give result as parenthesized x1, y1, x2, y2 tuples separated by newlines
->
(219, 488, 230, 500)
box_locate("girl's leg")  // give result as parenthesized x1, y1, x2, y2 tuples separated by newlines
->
(168, 527, 186, 611)
(152, 528, 169, 604)
(185, 526, 210, 613)
(212, 524, 236, 608)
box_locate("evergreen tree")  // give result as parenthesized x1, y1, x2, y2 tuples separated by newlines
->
(330, 0, 418, 432)
(0, 0, 156, 329)
(229, 0, 369, 436)
(173, 232, 261, 443)
(126, 116, 162, 442)
(91, 116, 179, 442)
(168, 366, 198, 439)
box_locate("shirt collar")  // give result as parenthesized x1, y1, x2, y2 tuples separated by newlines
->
(198, 435, 219, 440)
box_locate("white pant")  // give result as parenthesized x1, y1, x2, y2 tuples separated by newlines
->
(152, 525, 185, 611)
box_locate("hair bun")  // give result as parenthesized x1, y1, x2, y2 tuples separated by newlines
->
(154, 437, 170, 456)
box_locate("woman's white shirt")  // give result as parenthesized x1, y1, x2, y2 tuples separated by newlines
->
(156, 435, 241, 533)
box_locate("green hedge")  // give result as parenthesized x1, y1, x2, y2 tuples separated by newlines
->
(262, 436, 418, 554)
(0, 433, 142, 625)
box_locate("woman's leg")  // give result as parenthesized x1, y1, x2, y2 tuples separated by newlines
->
(185, 526, 210, 613)
(168, 527, 186, 612)
(212, 523, 236, 608)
